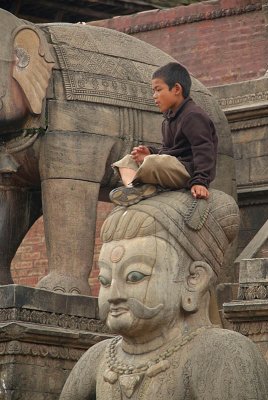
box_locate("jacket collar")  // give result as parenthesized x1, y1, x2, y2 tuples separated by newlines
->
(164, 97, 192, 120)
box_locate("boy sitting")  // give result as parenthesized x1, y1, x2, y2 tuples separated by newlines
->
(110, 62, 218, 206)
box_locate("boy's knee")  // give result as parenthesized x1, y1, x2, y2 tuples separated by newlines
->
(143, 154, 162, 168)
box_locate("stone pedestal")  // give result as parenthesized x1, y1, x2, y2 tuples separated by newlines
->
(224, 259, 268, 362)
(0, 285, 111, 399)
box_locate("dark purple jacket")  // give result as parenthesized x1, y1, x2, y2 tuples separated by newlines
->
(149, 97, 218, 188)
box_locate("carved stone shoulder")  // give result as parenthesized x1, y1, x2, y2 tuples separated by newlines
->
(185, 328, 268, 400)
(60, 339, 111, 400)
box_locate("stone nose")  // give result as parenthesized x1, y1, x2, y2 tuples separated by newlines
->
(107, 279, 126, 304)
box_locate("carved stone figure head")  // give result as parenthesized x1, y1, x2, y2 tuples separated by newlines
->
(98, 189, 240, 348)
(60, 190, 268, 400)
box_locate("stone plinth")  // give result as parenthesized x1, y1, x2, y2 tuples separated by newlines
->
(0, 285, 111, 399)
(224, 259, 268, 362)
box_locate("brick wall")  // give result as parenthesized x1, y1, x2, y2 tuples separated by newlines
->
(91, 0, 267, 87)
(11, 218, 48, 287)
(11, 202, 114, 296)
(11, 0, 268, 294)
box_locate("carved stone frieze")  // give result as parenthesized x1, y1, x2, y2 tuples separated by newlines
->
(238, 284, 268, 300)
(0, 308, 109, 333)
(117, 3, 262, 34)
(210, 77, 268, 125)
(48, 25, 174, 112)
(0, 340, 84, 361)
(232, 321, 268, 336)
(229, 117, 268, 132)
(217, 90, 268, 109)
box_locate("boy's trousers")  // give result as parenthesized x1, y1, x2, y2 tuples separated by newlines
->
(113, 154, 190, 189)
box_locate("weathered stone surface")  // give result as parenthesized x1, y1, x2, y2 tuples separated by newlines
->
(211, 77, 268, 259)
(250, 155, 268, 182)
(239, 258, 268, 285)
(48, 101, 121, 136)
(234, 158, 250, 186)
(0, 286, 111, 398)
(224, 258, 268, 362)
(210, 77, 268, 190)
(236, 220, 268, 265)
(60, 190, 268, 399)
(0, 285, 99, 318)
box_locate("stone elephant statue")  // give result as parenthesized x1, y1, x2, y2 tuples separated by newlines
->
(0, 8, 236, 295)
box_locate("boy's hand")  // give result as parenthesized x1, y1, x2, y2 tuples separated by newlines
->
(191, 185, 209, 199)
(131, 145, 150, 164)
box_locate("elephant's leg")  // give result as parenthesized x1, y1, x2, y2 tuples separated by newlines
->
(37, 130, 117, 295)
(0, 188, 42, 284)
(37, 179, 100, 295)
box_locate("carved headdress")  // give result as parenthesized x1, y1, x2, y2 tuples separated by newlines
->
(101, 189, 240, 276)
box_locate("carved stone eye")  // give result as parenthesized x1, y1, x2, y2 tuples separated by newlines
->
(98, 275, 111, 287)
(126, 271, 147, 283)
(15, 47, 30, 68)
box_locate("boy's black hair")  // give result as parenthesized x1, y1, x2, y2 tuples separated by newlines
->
(152, 62, 192, 98)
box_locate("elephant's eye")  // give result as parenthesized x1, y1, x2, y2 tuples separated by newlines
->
(126, 271, 148, 283)
(98, 275, 111, 287)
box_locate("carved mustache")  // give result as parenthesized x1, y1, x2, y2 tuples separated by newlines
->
(100, 298, 164, 321)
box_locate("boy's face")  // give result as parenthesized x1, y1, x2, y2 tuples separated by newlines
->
(152, 78, 184, 113)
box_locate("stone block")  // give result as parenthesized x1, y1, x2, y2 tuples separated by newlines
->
(243, 138, 268, 159)
(223, 299, 268, 362)
(211, 154, 236, 195)
(48, 100, 121, 136)
(0, 285, 99, 318)
(239, 258, 268, 285)
(250, 156, 268, 182)
(0, 286, 111, 399)
(235, 158, 250, 186)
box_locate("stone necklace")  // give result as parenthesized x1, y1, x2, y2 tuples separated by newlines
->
(104, 326, 214, 398)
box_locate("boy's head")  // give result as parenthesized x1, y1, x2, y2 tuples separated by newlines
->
(152, 62, 192, 113)
(152, 62, 191, 98)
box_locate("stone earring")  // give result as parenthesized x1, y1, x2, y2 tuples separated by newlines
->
(182, 292, 198, 313)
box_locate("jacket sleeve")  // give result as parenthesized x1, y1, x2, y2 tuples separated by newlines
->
(182, 111, 217, 188)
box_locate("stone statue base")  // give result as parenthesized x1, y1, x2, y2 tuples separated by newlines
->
(0, 285, 111, 399)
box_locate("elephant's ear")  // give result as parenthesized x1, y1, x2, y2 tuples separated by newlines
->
(12, 26, 55, 115)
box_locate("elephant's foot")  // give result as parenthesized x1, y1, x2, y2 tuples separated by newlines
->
(37, 272, 91, 295)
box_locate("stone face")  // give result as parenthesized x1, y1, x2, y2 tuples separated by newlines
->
(60, 190, 268, 399)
